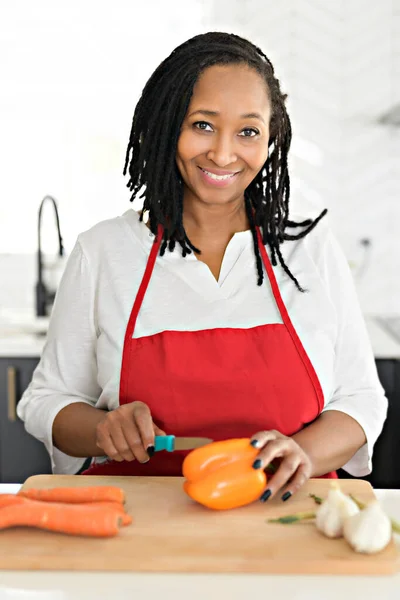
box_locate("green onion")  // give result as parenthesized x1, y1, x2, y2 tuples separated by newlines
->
(309, 493, 324, 505)
(267, 510, 316, 524)
(349, 494, 366, 510)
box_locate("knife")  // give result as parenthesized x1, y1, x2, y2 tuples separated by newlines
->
(154, 435, 213, 452)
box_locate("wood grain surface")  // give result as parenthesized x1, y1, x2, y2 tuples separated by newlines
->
(0, 475, 398, 574)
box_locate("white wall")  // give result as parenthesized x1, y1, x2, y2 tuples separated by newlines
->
(1, 0, 399, 315)
(0, 0, 210, 254)
(204, 0, 400, 315)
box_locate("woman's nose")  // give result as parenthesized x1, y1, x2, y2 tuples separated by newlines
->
(206, 134, 237, 167)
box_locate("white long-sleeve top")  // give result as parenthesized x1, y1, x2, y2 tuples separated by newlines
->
(17, 209, 388, 476)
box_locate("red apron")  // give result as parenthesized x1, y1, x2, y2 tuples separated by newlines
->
(83, 225, 336, 478)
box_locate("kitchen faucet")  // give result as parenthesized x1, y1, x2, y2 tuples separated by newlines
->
(35, 195, 64, 317)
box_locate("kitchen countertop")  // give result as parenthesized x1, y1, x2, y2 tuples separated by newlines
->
(0, 311, 48, 357)
(1, 315, 400, 359)
(0, 484, 399, 599)
(0, 332, 46, 358)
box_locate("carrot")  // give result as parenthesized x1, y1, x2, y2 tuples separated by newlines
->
(0, 495, 132, 527)
(0, 501, 123, 537)
(0, 495, 26, 508)
(119, 513, 132, 526)
(18, 486, 125, 505)
(83, 501, 132, 526)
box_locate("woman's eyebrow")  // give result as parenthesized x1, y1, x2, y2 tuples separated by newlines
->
(188, 109, 265, 124)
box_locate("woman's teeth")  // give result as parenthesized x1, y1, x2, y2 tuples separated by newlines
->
(201, 169, 236, 181)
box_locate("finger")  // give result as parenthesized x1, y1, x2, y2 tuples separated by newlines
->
(133, 403, 157, 454)
(96, 429, 125, 462)
(143, 423, 167, 458)
(262, 453, 302, 500)
(249, 430, 282, 449)
(154, 424, 166, 437)
(252, 438, 294, 470)
(279, 463, 311, 501)
(109, 425, 136, 462)
(121, 419, 150, 463)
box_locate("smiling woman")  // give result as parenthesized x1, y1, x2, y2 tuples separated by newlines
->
(176, 63, 272, 280)
(17, 32, 387, 504)
(177, 65, 270, 196)
(123, 32, 327, 290)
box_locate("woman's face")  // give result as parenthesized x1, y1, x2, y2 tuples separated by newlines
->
(176, 64, 271, 208)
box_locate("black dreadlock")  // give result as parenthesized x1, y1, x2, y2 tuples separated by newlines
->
(123, 32, 327, 291)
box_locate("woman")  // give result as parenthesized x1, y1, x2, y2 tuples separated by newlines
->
(18, 32, 387, 502)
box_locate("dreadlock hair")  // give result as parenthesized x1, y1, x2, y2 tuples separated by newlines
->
(123, 31, 327, 291)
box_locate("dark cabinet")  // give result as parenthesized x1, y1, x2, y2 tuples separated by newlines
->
(0, 357, 51, 483)
(338, 359, 400, 489)
(367, 359, 400, 489)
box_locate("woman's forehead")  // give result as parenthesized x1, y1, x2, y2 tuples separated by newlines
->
(188, 64, 271, 118)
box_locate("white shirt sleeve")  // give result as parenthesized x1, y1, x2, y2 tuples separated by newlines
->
(17, 239, 101, 474)
(319, 229, 388, 476)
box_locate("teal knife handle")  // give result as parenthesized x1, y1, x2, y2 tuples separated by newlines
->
(154, 435, 175, 452)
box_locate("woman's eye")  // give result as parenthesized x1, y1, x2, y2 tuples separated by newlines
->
(194, 121, 213, 132)
(239, 128, 259, 138)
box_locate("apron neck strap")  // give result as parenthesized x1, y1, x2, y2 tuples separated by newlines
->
(124, 224, 164, 340)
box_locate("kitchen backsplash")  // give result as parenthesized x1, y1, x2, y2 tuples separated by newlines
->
(0, 225, 398, 318)
(0, 254, 37, 315)
(1, 0, 399, 318)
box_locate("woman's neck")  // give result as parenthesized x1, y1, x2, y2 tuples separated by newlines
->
(182, 196, 249, 242)
(141, 196, 251, 243)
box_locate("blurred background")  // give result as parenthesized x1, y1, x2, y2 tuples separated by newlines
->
(0, 0, 399, 486)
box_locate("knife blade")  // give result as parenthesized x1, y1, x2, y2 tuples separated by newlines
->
(154, 435, 213, 452)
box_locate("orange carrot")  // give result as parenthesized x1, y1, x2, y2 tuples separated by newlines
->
(83, 501, 132, 526)
(0, 501, 123, 537)
(120, 513, 132, 526)
(0, 495, 25, 508)
(0, 495, 132, 527)
(19, 486, 125, 505)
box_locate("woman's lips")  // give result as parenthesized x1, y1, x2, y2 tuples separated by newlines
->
(198, 167, 240, 188)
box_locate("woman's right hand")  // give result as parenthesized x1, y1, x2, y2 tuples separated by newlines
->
(95, 401, 165, 463)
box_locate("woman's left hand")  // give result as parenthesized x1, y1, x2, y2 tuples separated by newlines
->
(250, 430, 313, 502)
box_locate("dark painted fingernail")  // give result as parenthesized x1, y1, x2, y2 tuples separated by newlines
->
(260, 489, 272, 502)
(282, 491, 292, 502)
(252, 459, 262, 470)
(250, 439, 259, 448)
(147, 445, 155, 458)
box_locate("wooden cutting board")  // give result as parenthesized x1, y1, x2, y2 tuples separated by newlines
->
(0, 475, 398, 574)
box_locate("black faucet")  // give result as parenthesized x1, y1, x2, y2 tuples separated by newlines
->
(35, 195, 64, 317)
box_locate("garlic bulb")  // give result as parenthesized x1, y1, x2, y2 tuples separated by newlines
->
(315, 484, 359, 538)
(343, 501, 392, 554)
